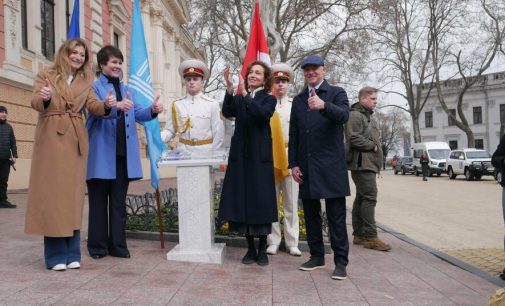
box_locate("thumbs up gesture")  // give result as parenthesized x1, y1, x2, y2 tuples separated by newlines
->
(308, 88, 325, 110)
(39, 78, 52, 102)
(104, 89, 117, 109)
(117, 91, 133, 112)
(151, 94, 164, 114)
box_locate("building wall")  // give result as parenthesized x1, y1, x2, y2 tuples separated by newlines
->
(415, 71, 505, 152)
(0, 0, 204, 189)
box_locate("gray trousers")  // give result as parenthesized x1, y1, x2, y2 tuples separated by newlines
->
(351, 170, 378, 238)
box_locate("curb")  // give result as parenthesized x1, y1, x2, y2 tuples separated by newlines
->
(376, 222, 505, 287)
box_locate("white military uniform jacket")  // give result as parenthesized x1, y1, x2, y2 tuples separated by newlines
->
(268, 94, 300, 248)
(161, 92, 224, 151)
(276, 96, 292, 146)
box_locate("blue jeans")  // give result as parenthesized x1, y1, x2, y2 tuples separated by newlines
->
(44, 230, 81, 269)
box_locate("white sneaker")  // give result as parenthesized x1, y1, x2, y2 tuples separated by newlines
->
(266, 244, 279, 255)
(289, 246, 302, 256)
(51, 264, 67, 271)
(67, 262, 80, 269)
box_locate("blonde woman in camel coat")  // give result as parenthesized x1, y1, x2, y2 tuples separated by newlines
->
(25, 38, 114, 271)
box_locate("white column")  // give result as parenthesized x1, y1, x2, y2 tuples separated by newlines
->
(165, 30, 176, 99)
(174, 36, 182, 97)
(150, 12, 163, 95)
(3, 0, 22, 66)
(166, 164, 225, 264)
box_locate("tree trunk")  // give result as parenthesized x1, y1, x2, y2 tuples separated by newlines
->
(412, 117, 422, 143)
(465, 127, 475, 148)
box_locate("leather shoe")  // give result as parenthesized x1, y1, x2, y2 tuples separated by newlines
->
(110, 252, 130, 258)
(257, 250, 269, 266)
(241, 249, 257, 264)
(266, 244, 279, 255)
(91, 254, 106, 259)
(0, 200, 16, 208)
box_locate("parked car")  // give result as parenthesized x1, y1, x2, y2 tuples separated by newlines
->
(446, 148, 494, 181)
(412, 142, 451, 176)
(394, 156, 415, 175)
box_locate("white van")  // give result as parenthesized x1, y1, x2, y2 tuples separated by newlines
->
(411, 142, 451, 176)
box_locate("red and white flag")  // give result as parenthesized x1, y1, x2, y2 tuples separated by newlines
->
(240, 0, 271, 79)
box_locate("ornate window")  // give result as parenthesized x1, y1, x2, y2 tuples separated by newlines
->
(41, 0, 55, 58)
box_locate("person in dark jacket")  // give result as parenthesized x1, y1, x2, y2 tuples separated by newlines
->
(346, 87, 391, 252)
(289, 55, 350, 280)
(0, 105, 17, 208)
(420, 151, 429, 181)
(218, 61, 278, 266)
(492, 134, 505, 280)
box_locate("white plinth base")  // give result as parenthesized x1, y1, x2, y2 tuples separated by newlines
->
(166, 243, 226, 264)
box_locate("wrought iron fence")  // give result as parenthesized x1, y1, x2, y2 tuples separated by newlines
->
(125, 179, 328, 238)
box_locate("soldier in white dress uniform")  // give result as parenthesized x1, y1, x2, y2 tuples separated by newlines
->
(161, 59, 224, 152)
(267, 63, 301, 256)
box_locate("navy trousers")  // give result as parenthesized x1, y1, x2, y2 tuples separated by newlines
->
(302, 197, 349, 267)
(44, 230, 81, 269)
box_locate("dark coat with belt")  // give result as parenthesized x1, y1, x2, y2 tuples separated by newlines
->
(288, 80, 350, 199)
(218, 90, 278, 224)
(492, 134, 505, 187)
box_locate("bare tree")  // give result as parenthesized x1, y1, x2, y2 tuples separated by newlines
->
(186, 0, 372, 94)
(373, 108, 409, 169)
(430, 0, 505, 147)
(369, 0, 438, 143)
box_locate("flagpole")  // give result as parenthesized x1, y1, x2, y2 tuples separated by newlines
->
(155, 188, 165, 249)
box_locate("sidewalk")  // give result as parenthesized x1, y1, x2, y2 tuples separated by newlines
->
(0, 185, 500, 305)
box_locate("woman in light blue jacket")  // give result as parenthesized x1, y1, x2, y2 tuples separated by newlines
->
(86, 45, 163, 259)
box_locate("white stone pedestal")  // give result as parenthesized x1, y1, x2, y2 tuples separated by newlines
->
(159, 159, 225, 264)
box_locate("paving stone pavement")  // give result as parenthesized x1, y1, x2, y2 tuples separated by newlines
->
(443, 248, 505, 277)
(0, 186, 501, 305)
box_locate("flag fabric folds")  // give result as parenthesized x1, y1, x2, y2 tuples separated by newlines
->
(240, 1, 289, 182)
(67, 0, 80, 39)
(240, 0, 271, 79)
(129, 0, 167, 189)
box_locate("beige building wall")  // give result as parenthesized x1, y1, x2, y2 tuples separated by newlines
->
(1, 0, 204, 189)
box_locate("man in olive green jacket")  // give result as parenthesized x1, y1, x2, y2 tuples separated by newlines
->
(345, 86, 391, 252)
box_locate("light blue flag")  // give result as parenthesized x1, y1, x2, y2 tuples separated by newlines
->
(67, 0, 80, 39)
(129, 0, 167, 189)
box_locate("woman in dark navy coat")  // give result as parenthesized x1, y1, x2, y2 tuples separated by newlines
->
(218, 61, 278, 266)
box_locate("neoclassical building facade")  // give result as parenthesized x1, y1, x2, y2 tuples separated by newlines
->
(0, 0, 204, 188)
(414, 71, 505, 152)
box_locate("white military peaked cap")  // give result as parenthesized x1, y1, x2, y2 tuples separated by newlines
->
(271, 63, 294, 82)
(178, 59, 209, 79)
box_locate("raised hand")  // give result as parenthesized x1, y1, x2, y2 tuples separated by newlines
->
(105, 89, 117, 108)
(238, 75, 247, 97)
(151, 94, 163, 114)
(224, 65, 233, 94)
(39, 78, 52, 101)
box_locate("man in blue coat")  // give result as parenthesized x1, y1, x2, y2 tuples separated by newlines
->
(289, 55, 350, 280)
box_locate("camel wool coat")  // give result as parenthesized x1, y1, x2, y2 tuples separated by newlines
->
(25, 69, 106, 237)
